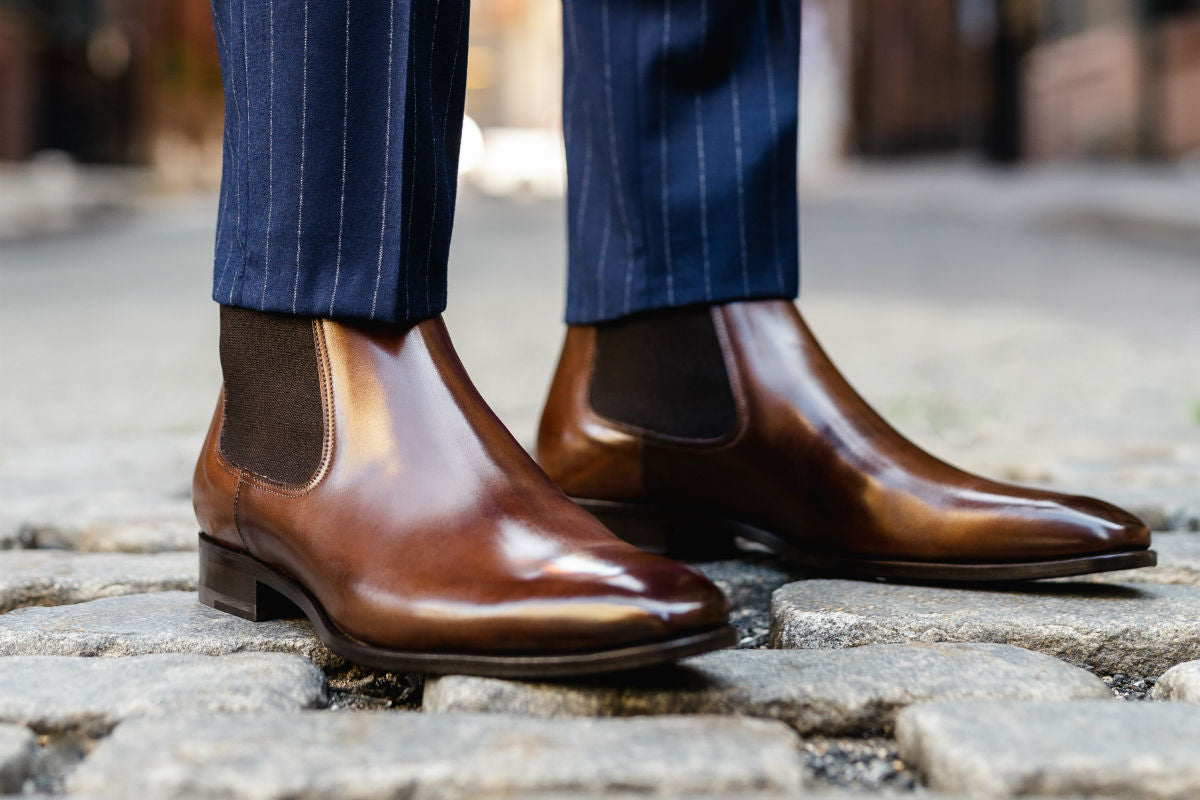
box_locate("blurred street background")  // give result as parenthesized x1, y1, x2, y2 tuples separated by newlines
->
(1, 0, 1198, 541)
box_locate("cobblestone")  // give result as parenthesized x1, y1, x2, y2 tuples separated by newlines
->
(0, 653, 327, 735)
(897, 700, 1200, 797)
(2, 496, 198, 553)
(0, 551, 195, 612)
(425, 643, 1108, 736)
(772, 578, 1200, 675)
(0, 591, 340, 669)
(68, 711, 805, 798)
(1153, 660, 1200, 702)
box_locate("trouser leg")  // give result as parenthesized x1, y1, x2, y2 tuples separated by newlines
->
(561, 0, 800, 324)
(209, 0, 469, 323)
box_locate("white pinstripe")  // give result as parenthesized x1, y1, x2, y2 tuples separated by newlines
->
(217, 260, 236, 305)
(600, 0, 636, 315)
(731, 71, 750, 295)
(565, 0, 593, 282)
(578, 135, 596, 319)
(369, 0, 398, 320)
(562, 0, 580, 144)
(576, 140, 594, 245)
(693, 0, 713, 302)
(214, 168, 234, 296)
(564, 0, 582, 66)
(291, 0, 309, 313)
(235, 0, 251, 303)
(759, 1, 784, 291)
(658, 0, 674, 305)
(402, 48, 419, 318)
(329, 0, 351, 316)
(596, 206, 611, 318)
(422, 0, 452, 312)
(210, 9, 237, 297)
(260, 0, 276, 310)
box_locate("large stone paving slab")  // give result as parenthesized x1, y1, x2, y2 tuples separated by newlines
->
(772, 579, 1200, 675)
(0, 551, 195, 612)
(3, 495, 198, 553)
(896, 700, 1200, 797)
(1153, 660, 1200, 702)
(0, 723, 36, 793)
(424, 643, 1108, 736)
(0, 591, 340, 669)
(67, 711, 805, 799)
(0, 654, 327, 735)
(65, 512, 198, 553)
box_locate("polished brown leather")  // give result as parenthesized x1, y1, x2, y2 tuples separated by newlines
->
(538, 300, 1151, 563)
(194, 316, 728, 655)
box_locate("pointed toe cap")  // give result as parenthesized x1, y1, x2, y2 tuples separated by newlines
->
(1058, 494, 1152, 553)
(630, 552, 732, 633)
(996, 492, 1153, 560)
(567, 545, 732, 644)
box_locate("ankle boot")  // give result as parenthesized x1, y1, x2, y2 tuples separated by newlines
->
(537, 300, 1154, 581)
(194, 307, 735, 676)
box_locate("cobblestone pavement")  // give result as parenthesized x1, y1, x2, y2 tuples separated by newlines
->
(1, 162, 1199, 797)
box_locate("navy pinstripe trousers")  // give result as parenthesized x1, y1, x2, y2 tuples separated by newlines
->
(209, 0, 800, 325)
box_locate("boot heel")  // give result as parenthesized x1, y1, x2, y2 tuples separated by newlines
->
(198, 535, 300, 622)
(574, 499, 742, 559)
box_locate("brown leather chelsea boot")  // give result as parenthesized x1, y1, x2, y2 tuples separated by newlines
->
(193, 307, 735, 677)
(537, 300, 1155, 582)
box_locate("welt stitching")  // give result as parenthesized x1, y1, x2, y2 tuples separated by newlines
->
(215, 454, 240, 481)
(231, 475, 250, 552)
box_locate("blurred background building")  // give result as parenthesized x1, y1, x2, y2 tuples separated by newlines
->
(844, 0, 1200, 163)
(3, 0, 1200, 188)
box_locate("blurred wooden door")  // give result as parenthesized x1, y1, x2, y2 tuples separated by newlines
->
(849, 0, 988, 155)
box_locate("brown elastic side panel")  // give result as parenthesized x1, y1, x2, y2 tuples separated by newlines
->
(589, 305, 737, 440)
(219, 306, 325, 485)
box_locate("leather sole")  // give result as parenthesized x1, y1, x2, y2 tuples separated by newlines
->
(197, 533, 739, 677)
(575, 498, 1159, 582)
